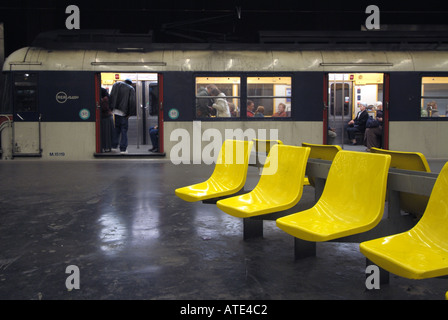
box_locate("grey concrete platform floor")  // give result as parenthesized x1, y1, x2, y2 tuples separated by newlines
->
(0, 159, 447, 300)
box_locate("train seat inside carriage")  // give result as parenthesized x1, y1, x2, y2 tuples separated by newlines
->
(276, 151, 391, 245)
(216, 145, 310, 219)
(360, 161, 448, 280)
(370, 147, 431, 218)
(175, 140, 253, 202)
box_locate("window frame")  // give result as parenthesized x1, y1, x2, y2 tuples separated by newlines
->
(194, 75, 242, 119)
(420, 75, 448, 120)
(246, 75, 292, 119)
(193, 73, 293, 120)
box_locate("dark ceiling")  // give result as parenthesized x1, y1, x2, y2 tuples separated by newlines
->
(2, 1, 448, 55)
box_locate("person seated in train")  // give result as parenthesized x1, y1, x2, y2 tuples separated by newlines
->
(346, 102, 369, 145)
(254, 106, 265, 117)
(247, 100, 255, 117)
(364, 101, 383, 151)
(327, 126, 337, 145)
(228, 102, 237, 117)
(210, 87, 231, 117)
(149, 125, 159, 152)
(273, 103, 287, 117)
(426, 101, 440, 117)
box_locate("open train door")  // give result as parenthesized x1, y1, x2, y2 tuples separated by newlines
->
(325, 73, 388, 150)
(96, 72, 163, 156)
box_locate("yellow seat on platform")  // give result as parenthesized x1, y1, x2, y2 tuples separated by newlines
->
(276, 151, 391, 242)
(175, 140, 253, 202)
(370, 147, 431, 218)
(216, 145, 310, 218)
(370, 147, 430, 172)
(360, 161, 448, 280)
(253, 139, 283, 154)
(302, 142, 342, 161)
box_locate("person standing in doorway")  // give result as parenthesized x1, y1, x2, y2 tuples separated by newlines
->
(100, 87, 114, 152)
(110, 79, 136, 154)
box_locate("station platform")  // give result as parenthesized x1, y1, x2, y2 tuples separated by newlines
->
(0, 158, 447, 300)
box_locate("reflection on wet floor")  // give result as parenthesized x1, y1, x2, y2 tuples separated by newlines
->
(0, 159, 447, 300)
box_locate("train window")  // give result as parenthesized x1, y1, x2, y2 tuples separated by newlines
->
(13, 73, 38, 113)
(247, 77, 291, 118)
(195, 77, 240, 118)
(421, 77, 448, 117)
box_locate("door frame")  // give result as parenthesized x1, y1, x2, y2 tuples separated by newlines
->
(95, 72, 164, 154)
(323, 72, 389, 149)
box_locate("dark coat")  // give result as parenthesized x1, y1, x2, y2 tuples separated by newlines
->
(354, 109, 369, 132)
(110, 81, 136, 117)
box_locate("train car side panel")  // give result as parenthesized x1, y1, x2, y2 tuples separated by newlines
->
(162, 72, 195, 122)
(39, 72, 95, 122)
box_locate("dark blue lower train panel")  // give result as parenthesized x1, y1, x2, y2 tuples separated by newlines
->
(38, 72, 96, 122)
(13, 71, 96, 122)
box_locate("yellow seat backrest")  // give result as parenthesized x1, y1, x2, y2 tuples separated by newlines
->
(360, 161, 448, 279)
(276, 151, 391, 242)
(253, 139, 283, 154)
(413, 161, 448, 248)
(254, 144, 310, 206)
(302, 142, 341, 161)
(370, 147, 430, 218)
(212, 139, 254, 184)
(370, 147, 430, 172)
(216, 144, 310, 218)
(319, 151, 391, 227)
(175, 140, 253, 202)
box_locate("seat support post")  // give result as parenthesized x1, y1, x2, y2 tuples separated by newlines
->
(294, 238, 316, 259)
(243, 218, 263, 240)
(314, 177, 325, 201)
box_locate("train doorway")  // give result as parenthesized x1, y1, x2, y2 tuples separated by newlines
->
(326, 73, 387, 150)
(98, 72, 162, 155)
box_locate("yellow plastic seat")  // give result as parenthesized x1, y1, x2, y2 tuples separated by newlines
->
(251, 139, 284, 170)
(302, 142, 342, 161)
(253, 139, 283, 154)
(302, 142, 342, 187)
(370, 147, 430, 172)
(216, 145, 310, 218)
(370, 147, 431, 218)
(360, 161, 448, 280)
(175, 140, 253, 202)
(276, 151, 391, 242)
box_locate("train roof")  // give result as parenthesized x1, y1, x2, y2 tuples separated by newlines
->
(4, 30, 448, 73)
(5, 46, 448, 73)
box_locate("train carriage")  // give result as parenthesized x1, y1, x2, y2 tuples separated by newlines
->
(2, 32, 448, 161)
